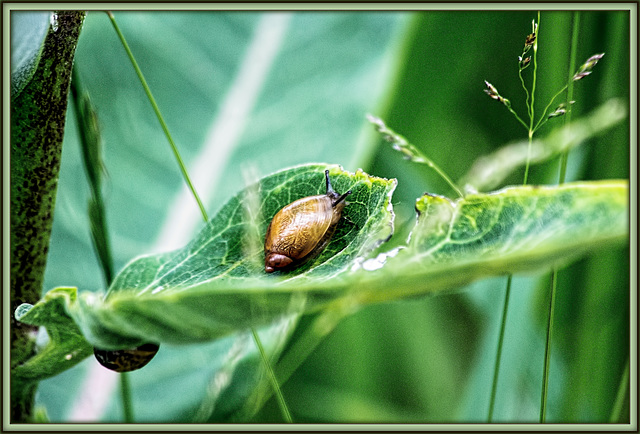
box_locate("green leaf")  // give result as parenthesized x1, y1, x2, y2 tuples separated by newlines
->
(21, 177, 626, 359)
(412, 179, 627, 265)
(13, 287, 93, 384)
(54, 164, 396, 350)
(352, 180, 628, 305)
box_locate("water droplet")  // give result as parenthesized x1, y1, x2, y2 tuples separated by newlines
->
(356, 247, 402, 272)
(50, 12, 59, 32)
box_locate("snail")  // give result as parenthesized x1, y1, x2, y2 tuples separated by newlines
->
(94, 342, 159, 373)
(264, 170, 351, 273)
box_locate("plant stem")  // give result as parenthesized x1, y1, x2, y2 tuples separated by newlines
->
(559, 12, 580, 183)
(492, 12, 539, 421)
(523, 11, 540, 185)
(243, 309, 348, 420)
(518, 69, 531, 121)
(530, 11, 540, 127)
(367, 114, 465, 198)
(540, 12, 580, 423)
(522, 131, 533, 185)
(540, 271, 557, 422)
(120, 372, 133, 423)
(70, 67, 115, 287)
(488, 275, 512, 422)
(72, 66, 137, 421)
(428, 160, 465, 198)
(506, 103, 530, 131)
(107, 11, 292, 422)
(10, 11, 86, 423)
(533, 84, 568, 133)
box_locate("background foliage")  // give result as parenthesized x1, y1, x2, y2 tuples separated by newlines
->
(26, 9, 630, 423)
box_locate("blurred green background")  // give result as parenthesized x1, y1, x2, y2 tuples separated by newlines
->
(33, 9, 629, 423)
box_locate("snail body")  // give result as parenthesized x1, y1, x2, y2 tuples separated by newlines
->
(264, 170, 351, 273)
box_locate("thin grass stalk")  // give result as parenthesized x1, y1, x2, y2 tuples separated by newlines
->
(518, 69, 531, 120)
(489, 12, 540, 422)
(251, 329, 293, 423)
(533, 84, 569, 133)
(106, 12, 208, 222)
(106, 11, 292, 422)
(540, 12, 581, 423)
(540, 272, 557, 422)
(70, 67, 114, 289)
(248, 309, 349, 418)
(609, 359, 630, 423)
(488, 275, 513, 422)
(367, 114, 464, 198)
(559, 11, 580, 183)
(523, 11, 540, 186)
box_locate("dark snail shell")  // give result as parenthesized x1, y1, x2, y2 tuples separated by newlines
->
(264, 170, 351, 273)
(93, 343, 159, 373)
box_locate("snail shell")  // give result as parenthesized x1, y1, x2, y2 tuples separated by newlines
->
(93, 343, 159, 373)
(264, 170, 351, 273)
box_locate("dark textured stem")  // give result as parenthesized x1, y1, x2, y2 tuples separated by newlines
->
(10, 11, 86, 423)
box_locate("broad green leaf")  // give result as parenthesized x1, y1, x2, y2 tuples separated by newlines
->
(18, 164, 396, 352)
(348, 180, 628, 306)
(108, 164, 396, 291)
(18, 177, 626, 359)
(412, 179, 627, 265)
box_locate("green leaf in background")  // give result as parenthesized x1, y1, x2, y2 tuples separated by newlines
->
(10, 11, 50, 97)
(20, 9, 629, 424)
(459, 98, 627, 192)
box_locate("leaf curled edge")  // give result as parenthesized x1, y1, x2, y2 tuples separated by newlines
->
(13, 287, 93, 383)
